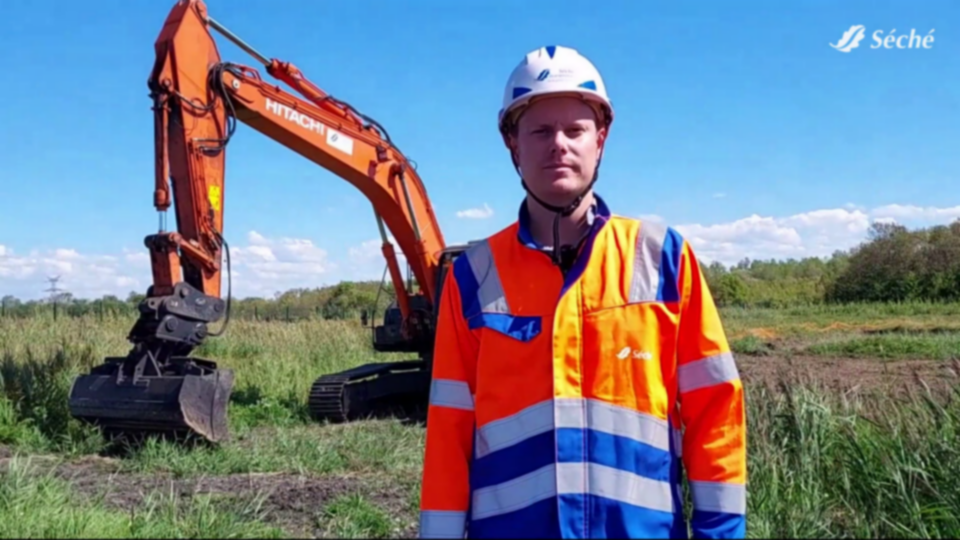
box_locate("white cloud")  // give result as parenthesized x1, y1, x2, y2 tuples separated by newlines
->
(0, 231, 342, 301)
(3, 202, 958, 300)
(0, 246, 135, 300)
(869, 204, 960, 222)
(670, 203, 960, 266)
(456, 203, 494, 219)
(227, 231, 335, 298)
(346, 237, 408, 281)
(0, 231, 419, 301)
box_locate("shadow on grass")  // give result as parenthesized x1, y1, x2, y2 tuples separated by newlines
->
(0, 346, 105, 454)
(95, 430, 219, 459)
(860, 325, 960, 336)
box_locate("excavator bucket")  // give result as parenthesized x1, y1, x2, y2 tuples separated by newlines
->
(68, 355, 234, 444)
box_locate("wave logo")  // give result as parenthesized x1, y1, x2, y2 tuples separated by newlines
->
(616, 347, 652, 361)
(830, 24, 866, 52)
(831, 25, 936, 52)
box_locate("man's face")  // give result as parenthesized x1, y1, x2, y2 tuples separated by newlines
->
(510, 96, 606, 208)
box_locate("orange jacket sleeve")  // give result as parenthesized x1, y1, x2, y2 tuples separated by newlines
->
(418, 269, 478, 539)
(675, 241, 747, 538)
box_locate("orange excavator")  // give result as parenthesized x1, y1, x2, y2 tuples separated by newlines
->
(67, 0, 471, 443)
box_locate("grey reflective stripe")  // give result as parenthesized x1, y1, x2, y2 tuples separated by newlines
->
(430, 379, 474, 411)
(475, 399, 553, 458)
(678, 352, 740, 393)
(474, 398, 670, 459)
(464, 240, 509, 314)
(629, 221, 667, 303)
(419, 510, 466, 539)
(471, 462, 675, 521)
(555, 398, 671, 452)
(471, 463, 556, 520)
(690, 480, 746, 514)
(559, 462, 675, 514)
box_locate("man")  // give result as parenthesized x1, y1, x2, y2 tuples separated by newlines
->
(418, 45, 747, 539)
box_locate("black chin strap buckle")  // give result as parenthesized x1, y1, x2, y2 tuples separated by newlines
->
(558, 244, 579, 271)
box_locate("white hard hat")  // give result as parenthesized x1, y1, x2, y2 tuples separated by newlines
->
(498, 45, 613, 134)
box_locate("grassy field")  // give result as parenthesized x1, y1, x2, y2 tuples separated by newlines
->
(1, 301, 959, 538)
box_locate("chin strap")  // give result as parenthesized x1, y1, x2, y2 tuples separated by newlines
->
(506, 117, 609, 267)
(516, 163, 602, 267)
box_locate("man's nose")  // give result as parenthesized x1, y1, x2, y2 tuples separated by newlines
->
(548, 130, 569, 152)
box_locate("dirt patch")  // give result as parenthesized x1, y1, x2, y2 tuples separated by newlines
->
(750, 328, 778, 340)
(861, 325, 960, 335)
(791, 320, 960, 335)
(60, 468, 414, 537)
(738, 354, 960, 399)
(0, 453, 416, 538)
(733, 327, 779, 340)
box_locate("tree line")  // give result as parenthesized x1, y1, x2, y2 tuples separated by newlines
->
(0, 280, 397, 321)
(703, 219, 960, 307)
(2, 219, 959, 318)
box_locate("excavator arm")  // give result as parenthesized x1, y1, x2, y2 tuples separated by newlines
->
(148, 1, 445, 321)
(67, 0, 465, 444)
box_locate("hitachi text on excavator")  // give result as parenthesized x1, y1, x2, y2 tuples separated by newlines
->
(66, 0, 472, 443)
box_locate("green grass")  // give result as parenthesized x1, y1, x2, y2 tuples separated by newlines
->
(1, 303, 959, 537)
(805, 331, 960, 360)
(320, 493, 407, 538)
(722, 300, 960, 339)
(723, 301, 960, 360)
(0, 455, 285, 538)
(745, 380, 960, 538)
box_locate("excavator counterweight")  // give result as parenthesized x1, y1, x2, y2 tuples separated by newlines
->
(67, 0, 462, 443)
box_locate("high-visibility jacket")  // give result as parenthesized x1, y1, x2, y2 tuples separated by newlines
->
(418, 195, 747, 539)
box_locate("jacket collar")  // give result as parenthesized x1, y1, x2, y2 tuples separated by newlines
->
(516, 193, 611, 251)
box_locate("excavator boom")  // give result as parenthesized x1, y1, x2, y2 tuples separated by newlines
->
(67, 0, 462, 444)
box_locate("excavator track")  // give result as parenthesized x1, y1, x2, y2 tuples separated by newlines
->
(306, 359, 432, 424)
(307, 374, 352, 423)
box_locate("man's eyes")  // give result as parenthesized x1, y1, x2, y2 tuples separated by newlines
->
(531, 127, 584, 136)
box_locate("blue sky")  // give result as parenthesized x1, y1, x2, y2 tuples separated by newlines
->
(1, 0, 958, 300)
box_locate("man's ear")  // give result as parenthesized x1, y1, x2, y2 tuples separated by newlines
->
(596, 126, 608, 159)
(506, 133, 520, 163)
